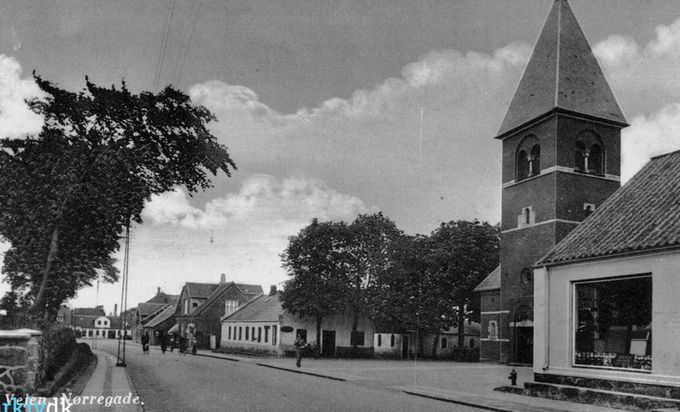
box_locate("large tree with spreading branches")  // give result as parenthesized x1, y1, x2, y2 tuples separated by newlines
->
(0, 76, 235, 320)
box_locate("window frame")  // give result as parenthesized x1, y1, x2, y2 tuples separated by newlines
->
(571, 273, 652, 373)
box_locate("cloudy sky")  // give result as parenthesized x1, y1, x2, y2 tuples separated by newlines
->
(2, 0, 680, 314)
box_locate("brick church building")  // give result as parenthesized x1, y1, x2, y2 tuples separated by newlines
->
(475, 0, 627, 364)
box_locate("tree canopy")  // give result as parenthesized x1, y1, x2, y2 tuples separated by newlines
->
(0, 76, 236, 320)
(280, 219, 352, 349)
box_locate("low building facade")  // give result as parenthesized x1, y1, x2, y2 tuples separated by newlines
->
(221, 292, 375, 357)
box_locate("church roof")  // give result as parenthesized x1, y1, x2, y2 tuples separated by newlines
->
(497, 0, 627, 139)
(474, 266, 500, 292)
(538, 150, 680, 266)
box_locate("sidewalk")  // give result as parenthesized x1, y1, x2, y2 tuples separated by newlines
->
(70, 349, 144, 412)
(90, 341, 623, 411)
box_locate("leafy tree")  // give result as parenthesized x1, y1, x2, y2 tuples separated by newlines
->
(425, 220, 499, 348)
(344, 213, 404, 351)
(0, 76, 235, 320)
(280, 219, 351, 353)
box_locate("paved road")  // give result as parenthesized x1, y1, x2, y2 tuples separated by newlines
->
(95, 340, 481, 412)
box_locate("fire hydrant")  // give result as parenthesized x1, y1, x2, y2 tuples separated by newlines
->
(508, 369, 518, 386)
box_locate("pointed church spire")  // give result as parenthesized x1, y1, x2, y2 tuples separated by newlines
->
(496, 0, 627, 139)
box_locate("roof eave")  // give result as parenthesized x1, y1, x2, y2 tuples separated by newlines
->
(495, 107, 628, 140)
(536, 244, 680, 268)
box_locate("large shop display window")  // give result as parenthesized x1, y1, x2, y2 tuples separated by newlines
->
(574, 275, 652, 371)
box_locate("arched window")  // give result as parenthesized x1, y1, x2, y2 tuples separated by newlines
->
(575, 131, 604, 174)
(378, 335, 382, 347)
(530, 144, 540, 176)
(589, 144, 603, 175)
(517, 150, 529, 180)
(441, 337, 448, 349)
(390, 334, 395, 347)
(516, 135, 540, 181)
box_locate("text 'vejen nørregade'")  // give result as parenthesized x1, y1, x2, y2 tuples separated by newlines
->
(3, 393, 142, 411)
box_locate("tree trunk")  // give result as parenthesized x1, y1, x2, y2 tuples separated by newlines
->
(31, 227, 60, 318)
(458, 305, 466, 348)
(315, 316, 322, 358)
(351, 312, 359, 356)
(431, 331, 440, 359)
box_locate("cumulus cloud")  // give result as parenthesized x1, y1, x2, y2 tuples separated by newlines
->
(622, 104, 680, 182)
(593, 18, 680, 180)
(188, 42, 531, 232)
(0, 55, 48, 139)
(142, 175, 371, 229)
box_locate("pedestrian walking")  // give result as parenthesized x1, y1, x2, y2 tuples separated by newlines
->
(141, 331, 150, 355)
(179, 334, 187, 355)
(160, 331, 167, 354)
(294, 333, 307, 368)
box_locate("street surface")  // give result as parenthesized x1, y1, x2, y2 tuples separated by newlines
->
(94, 339, 482, 412)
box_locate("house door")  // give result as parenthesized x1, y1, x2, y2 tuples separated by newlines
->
(322, 330, 336, 357)
(401, 335, 409, 359)
(514, 305, 533, 364)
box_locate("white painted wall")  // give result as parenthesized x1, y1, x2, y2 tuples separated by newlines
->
(535, 250, 680, 386)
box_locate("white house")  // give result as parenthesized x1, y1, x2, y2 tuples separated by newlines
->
(534, 150, 680, 395)
(220, 290, 374, 357)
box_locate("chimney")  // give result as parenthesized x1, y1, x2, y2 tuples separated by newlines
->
(157, 287, 161, 295)
(269, 285, 277, 296)
(114, 304, 118, 317)
(220, 273, 226, 284)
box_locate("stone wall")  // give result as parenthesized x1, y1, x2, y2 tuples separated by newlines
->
(0, 329, 43, 396)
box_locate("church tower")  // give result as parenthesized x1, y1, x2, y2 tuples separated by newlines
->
(478, 0, 627, 364)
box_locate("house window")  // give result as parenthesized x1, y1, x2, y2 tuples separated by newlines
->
(589, 144, 603, 175)
(517, 150, 529, 180)
(377, 335, 382, 347)
(517, 206, 535, 227)
(228, 326, 232, 340)
(350, 331, 365, 346)
(516, 135, 540, 181)
(530, 144, 540, 176)
(224, 300, 239, 316)
(487, 320, 498, 339)
(245, 327, 249, 340)
(575, 140, 586, 171)
(441, 337, 448, 349)
(97, 320, 101, 326)
(296, 329, 307, 341)
(574, 275, 652, 371)
(575, 132, 605, 175)
(258, 327, 262, 342)
(584, 203, 596, 217)
(469, 338, 475, 348)
(390, 334, 395, 347)
(239, 326, 242, 341)
(264, 326, 269, 343)
(272, 325, 277, 345)
(252, 327, 256, 341)
(192, 302, 198, 308)
(520, 268, 532, 285)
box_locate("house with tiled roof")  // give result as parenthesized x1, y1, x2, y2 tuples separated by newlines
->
(70, 306, 130, 339)
(533, 149, 680, 394)
(174, 274, 262, 348)
(131, 287, 178, 342)
(220, 286, 374, 357)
